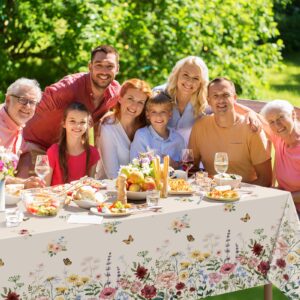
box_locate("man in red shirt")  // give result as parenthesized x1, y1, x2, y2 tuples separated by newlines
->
(19, 45, 120, 177)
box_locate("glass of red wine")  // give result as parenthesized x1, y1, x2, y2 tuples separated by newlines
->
(181, 149, 194, 178)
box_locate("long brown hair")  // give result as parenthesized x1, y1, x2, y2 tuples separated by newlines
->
(111, 78, 152, 130)
(59, 102, 91, 182)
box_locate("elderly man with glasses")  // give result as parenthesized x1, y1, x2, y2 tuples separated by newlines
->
(0, 77, 44, 188)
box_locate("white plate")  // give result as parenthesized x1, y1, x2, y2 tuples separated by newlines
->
(168, 190, 194, 195)
(74, 200, 101, 209)
(90, 207, 131, 218)
(205, 194, 240, 202)
(126, 191, 147, 200)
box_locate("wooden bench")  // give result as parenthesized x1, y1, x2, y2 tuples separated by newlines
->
(238, 99, 300, 117)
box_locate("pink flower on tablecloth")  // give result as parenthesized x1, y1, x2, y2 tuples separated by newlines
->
(252, 242, 263, 256)
(283, 274, 289, 281)
(99, 287, 116, 299)
(257, 261, 270, 276)
(119, 278, 131, 289)
(135, 265, 148, 280)
(274, 238, 289, 257)
(276, 258, 286, 269)
(156, 271, 177, 289)
(209, 272, 222, 284)
(247, 257, 259, 269)
(130, 280, 143, 293)
(141, 285, 157, 299)
(0, 161, 4, 171)
(236, 255, 247, 265)
(220, 263, 236, 274)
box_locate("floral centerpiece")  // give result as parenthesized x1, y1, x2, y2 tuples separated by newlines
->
(118, 151, 157, 192)
(0, 146, 18, 181)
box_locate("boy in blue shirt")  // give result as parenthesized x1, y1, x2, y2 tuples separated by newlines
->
(130, 92, 185, 168)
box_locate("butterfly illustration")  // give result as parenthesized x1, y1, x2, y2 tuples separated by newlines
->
(0, 259, 4, 267)
(240, 213, 250, 222)
(123, 235, 134, 245)
(63, 258, 72, 266)
(187, 234, 195, 242)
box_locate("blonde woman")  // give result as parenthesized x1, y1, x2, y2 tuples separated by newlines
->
(154, 56, 209, 145)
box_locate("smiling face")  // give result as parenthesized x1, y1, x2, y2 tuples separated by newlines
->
(89, 51, 119, 90)
(177, 63, 202, 97)
(146, 103, 172, 132)
(208, 80, 237, 116)
(5, 87, 39, 126)
(119, 88, 148, 120)
(265, 108, 295, 137)
(63, 110, 89, 140)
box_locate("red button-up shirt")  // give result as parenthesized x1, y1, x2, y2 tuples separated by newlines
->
(23, 72, 120, 150)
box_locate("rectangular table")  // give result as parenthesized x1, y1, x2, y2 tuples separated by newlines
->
(0, 183, 299, 300)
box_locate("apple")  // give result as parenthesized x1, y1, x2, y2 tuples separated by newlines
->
(128, 183, 141, 192)
(127, 171, 144, 184)
(141, 176, 157, 191)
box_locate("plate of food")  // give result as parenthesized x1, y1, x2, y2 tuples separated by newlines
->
(5, 184, 24, 205)
(72, 186, 106, 209)
(205, 186, 240, 202)
(168, 178, 194, 195)
(90, 201, 132, 217)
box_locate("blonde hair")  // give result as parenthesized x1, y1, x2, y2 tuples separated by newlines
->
(166, 56, 209, 117)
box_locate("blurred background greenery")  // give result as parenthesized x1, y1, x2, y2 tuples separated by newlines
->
(0, 0, 299, 105)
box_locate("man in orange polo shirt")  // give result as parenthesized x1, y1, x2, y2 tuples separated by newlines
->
(189, 77, 272, 186)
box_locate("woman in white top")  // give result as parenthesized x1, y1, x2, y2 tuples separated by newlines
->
(96, 79, 152, 179)
(154, 56, 209, 145)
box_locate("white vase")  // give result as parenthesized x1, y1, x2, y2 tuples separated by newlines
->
(0, 179, 5, 212)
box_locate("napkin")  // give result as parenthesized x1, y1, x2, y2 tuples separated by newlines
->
(67, 214, 103, 224)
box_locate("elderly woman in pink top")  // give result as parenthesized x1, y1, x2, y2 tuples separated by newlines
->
(260, 100, 300, 215)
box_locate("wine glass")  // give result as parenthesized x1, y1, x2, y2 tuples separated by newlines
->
(214, 152, 228, 176)
(181, 149, 194, 178)
(35, 155, 50, 180)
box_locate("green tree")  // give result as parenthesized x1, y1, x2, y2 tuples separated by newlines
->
(0, 0, 282, 100)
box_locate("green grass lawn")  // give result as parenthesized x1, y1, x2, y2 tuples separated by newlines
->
(255, 52, 300, 107)
(207, 285, 289, 300)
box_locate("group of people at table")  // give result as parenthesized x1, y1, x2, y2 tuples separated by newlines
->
(0, 45, 299, 216)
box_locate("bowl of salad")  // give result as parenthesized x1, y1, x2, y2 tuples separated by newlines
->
(23, 190, 60, 217)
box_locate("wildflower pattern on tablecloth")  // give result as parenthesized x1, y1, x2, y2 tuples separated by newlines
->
(47, 236, 67, 257)
(3, 224, 299, 300)
(103, 221, 121, 234)
(170, 214, 190, 233)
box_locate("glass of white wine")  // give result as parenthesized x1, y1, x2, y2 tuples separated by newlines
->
(35, 155, 50, 180)
(214, 152, 228, 176)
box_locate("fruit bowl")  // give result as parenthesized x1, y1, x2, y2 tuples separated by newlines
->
(23, 190, 60, 216)
(213, 174, 242, 189)
(5, 184, 24, 205)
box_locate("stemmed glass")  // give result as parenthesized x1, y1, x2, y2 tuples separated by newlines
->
(181, 149, 194, 178)
(214, 152, 228, 176)
(35, 155, 50, 180)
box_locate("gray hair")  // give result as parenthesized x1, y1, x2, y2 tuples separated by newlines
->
(260, 99, 294, 117)
(6, 78, 42, 102)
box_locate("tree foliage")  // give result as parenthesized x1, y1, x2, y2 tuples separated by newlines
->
(0, 0, 283, 100)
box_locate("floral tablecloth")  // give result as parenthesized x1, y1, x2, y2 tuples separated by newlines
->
(0, 184, 299, 300)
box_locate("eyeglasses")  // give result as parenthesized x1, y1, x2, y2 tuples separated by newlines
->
(10, 94, 38, 107)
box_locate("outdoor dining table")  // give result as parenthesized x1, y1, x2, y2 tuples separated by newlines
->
(0, 182, 299, 300)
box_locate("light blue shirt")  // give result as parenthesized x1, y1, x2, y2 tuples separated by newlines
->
(130, 125, 185, 162)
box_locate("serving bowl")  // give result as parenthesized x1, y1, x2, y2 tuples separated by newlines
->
(23, 190, 60, 216)
(213, 174, 242, 189)
(5, 184, 24, 205)
(126, 191, 147, 200)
